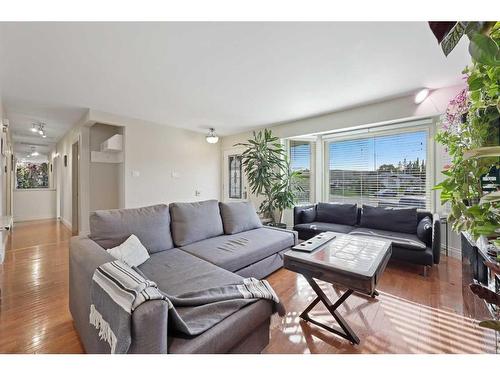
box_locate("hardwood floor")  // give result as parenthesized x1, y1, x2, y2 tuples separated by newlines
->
(0, 220, 495, 353)
(0, 220, 84, 353)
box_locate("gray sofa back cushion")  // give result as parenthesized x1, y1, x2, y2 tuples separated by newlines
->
(316, 202, 358, 226)
(170, 200, 224, 246)
(360, 205, 417, 234)
(219, 201, 262, 235)
(89, 204, 174, 254)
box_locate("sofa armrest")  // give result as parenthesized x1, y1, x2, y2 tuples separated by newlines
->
(293, 204, 315, 226)
(432, 213, 441, 264)
(69, 236, 170, 353)
(265, 226, 299, 246)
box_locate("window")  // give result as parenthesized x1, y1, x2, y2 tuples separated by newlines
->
(16, 160, 49, 189)
(327, 130, 429, 209)
(228, 154, 242, 199)
(289, 140, 313, 204)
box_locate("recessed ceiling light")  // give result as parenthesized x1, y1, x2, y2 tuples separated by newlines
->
(414, 88, 430, 104)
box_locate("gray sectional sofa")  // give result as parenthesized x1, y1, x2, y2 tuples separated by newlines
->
(69, 200, 297, 354)
(294, 203, 441, 270)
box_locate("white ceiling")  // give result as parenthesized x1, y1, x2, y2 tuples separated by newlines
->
(0, 22, 470, 148)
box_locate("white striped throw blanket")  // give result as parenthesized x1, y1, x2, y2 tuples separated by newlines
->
(90, 260, 283, 353)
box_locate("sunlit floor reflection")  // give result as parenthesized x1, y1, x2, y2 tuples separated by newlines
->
(269, 278, 497, 354)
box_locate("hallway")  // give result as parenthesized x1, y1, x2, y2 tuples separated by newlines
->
(0, 220, 83, 353)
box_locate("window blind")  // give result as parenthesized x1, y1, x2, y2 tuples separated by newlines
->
(289, 140, 312, 204)
(328, 130, 429, 209)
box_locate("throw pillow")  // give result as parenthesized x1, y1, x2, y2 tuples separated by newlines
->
(107, 234, 150, 267)
(219, 201, 262, 234)
(301, 207, 316, 223)
(416, 216, 432, 246)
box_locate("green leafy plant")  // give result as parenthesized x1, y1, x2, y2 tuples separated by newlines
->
(235, 129, 303, 224)
(431, 22, 500, 349)
(433, 22, 500, 241)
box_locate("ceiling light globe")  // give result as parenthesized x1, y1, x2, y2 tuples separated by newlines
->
(206, 135, 219, 144)
(206, 128, 219, 144)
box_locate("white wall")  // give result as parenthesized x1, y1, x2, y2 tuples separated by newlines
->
(90, 110, 221, 209)
(0, 94, 14, 218)
(55, 111, 92, 232)
(13, 189, 57, 222)
(89, 123, 123, 211)
(56, 110, 221, 234)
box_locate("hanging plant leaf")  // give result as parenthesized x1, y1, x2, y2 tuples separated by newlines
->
(441, 22, 467, 56)
(468, 33, 500, 66)
(480, 191, 500, 205)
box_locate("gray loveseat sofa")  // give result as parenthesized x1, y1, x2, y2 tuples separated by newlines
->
(293, 203, 440, 271)
(69, 200, 297, 354)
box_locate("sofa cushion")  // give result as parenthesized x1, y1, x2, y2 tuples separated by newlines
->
(349, 227, 427, 251)
(301, 207, 316, 223)
(360, 205, 417, 234)
(417, 216, 432, 246)
(89, 204, 173, 254)
(170, 200, 224, 246)
(294, 221, 355, 234)
(219, 201, 262, 234)
(180, 227, 295, 272)
(316, 202, 358, 226)
(138, 247, 273, 354)
(139, 248, 242, 295)
(107, 234, 150, 267)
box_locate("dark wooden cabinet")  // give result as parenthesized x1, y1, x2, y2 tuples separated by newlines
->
(461, 233, 495, 321)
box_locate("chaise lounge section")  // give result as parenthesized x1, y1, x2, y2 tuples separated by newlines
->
(69, 200, 297, 354)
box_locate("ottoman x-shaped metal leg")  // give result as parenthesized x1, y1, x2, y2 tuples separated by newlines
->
(300, 275, 360, 345)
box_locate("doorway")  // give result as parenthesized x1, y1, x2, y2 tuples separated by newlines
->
(71, 141, 79, 235)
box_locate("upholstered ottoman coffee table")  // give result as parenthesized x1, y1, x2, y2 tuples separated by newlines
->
(284, 232, 392, 344)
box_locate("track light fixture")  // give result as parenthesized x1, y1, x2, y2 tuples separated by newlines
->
(31, 122, 47, 138)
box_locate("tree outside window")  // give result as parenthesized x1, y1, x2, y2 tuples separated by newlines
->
(16, 161, 49, 189)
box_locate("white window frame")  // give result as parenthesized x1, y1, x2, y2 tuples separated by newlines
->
(322, 119, 435, 211)
(286, 138, 316, 204)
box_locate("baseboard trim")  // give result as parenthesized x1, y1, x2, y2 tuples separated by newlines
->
(60, 217, 72, 231)
(14, 215, 57, 223)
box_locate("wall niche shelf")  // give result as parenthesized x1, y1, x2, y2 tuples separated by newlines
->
(100, 134, 123, 153)
(91, 134, 124, 163)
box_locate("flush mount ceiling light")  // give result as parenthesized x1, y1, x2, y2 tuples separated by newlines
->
(206, 128, 219, 144)
(414, 88, 430, 104)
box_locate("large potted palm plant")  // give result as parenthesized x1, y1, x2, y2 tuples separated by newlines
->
(235, 129, 303, 227)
